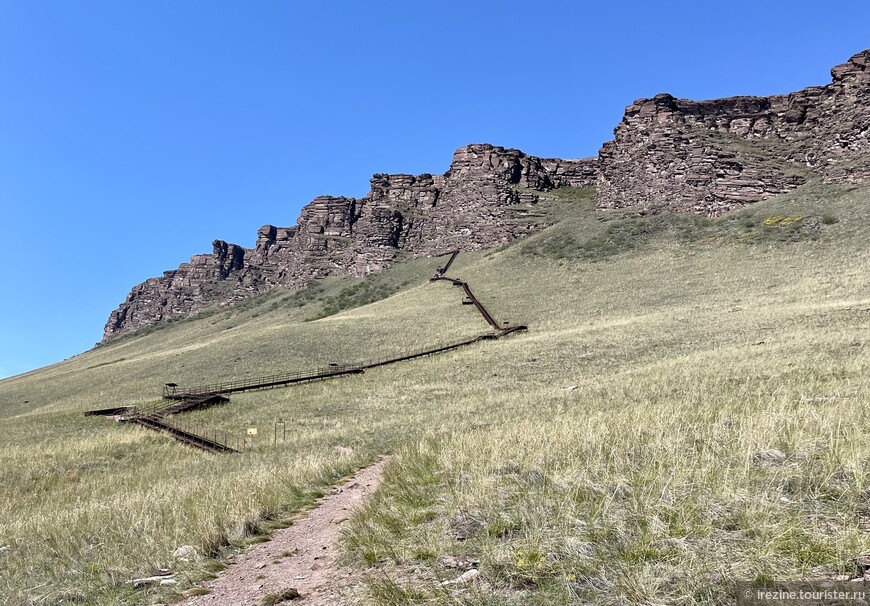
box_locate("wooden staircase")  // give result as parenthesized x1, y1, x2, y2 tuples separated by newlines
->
(129, 415, 239, 453)
(85, 250, 527, 455)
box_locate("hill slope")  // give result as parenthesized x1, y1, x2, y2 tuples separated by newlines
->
(1, 182, 868, 605)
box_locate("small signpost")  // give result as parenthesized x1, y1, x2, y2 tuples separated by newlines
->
(274, 419, 286, 446)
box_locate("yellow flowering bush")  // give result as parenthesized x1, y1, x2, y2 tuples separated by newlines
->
(511, 547, 554, 586)
(764, 215, 802, 227)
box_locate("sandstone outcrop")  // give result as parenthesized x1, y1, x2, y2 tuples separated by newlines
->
(104, 50, 870, 340)
(597, 49, 869, 214)
(103, 145, 596, 341)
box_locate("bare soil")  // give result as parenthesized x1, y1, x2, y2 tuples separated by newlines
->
(182, 457, 389, 606)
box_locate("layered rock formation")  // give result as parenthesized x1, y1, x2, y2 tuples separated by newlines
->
(104, 49, 870, 340)
(103, 144, 596, 341)
(597, 49, 869, 214)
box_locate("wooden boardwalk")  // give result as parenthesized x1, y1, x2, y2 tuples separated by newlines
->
(85, 251, 525, 453)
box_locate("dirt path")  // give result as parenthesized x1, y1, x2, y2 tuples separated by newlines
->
(182, 457, 389, 606)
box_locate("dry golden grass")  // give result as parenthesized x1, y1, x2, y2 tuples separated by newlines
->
(0, 182, 868, 604)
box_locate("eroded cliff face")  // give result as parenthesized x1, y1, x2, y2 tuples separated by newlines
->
(103, 50, 870, 341)
(597, 50, 870, 214)
(103, 144, 596, 341)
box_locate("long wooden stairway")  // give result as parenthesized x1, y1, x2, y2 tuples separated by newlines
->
(130, 414, 239, 453)
(86, 251, 527, 454)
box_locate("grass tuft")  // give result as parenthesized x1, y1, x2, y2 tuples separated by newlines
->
(260, 586, 301, 605)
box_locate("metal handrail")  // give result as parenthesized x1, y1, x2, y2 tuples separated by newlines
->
(134, 414, 243, 453)
(162, 364, 361, 399)
(159, 333, 505, 400)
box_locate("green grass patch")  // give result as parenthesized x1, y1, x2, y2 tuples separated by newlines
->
(0, 182, 868, 604)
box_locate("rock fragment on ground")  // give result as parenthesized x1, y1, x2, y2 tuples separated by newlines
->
(441, 568, 480, 585)
(437, 555, 479, 571)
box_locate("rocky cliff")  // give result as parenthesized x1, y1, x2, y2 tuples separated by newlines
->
(103, 144, 596, 341)
(104, 50, 870, 341)
(597, 49, 869, 214)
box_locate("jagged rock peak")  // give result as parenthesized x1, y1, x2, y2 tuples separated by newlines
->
(449, 143, 596, 189)
(831, 49, 870, 83)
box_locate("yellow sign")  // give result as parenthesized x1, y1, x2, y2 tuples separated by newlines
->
(247, 428, 258, 436)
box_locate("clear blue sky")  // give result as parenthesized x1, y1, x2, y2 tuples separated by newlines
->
(1, 1, 868, 379)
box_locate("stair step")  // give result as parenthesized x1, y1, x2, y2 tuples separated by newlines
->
(131, 416, 237, 454)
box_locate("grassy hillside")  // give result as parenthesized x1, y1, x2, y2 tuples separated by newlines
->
(0, 182, 868, 605)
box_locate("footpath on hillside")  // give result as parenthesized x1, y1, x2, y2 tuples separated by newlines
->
(181, 457, 389, 606)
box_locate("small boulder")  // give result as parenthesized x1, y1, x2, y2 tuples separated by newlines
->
(441, 568, 480, 586)
(172, 545, 196, 561)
